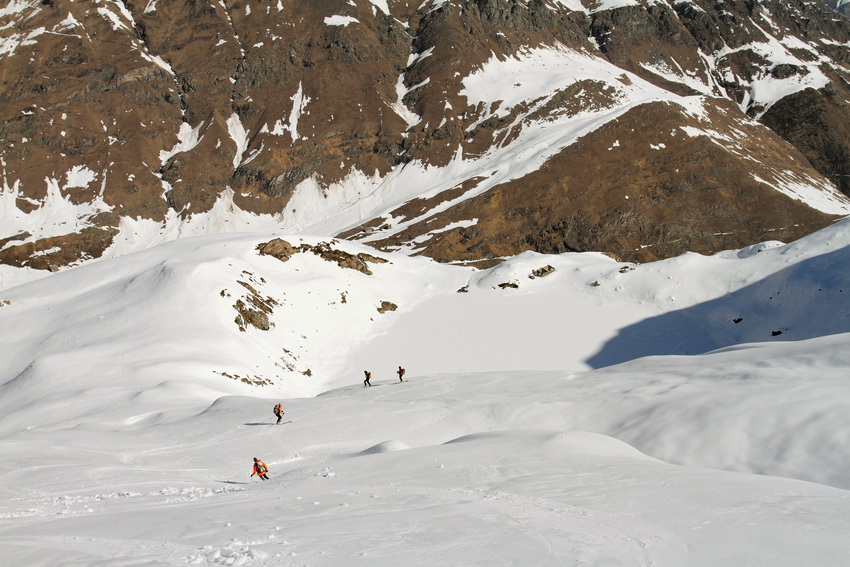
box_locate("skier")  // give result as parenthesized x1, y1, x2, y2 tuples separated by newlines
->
(273, 402, 284, 425)
(363, 370, 372, 387)
(251, 457, 270, 480)
(397, 366, 405, 382)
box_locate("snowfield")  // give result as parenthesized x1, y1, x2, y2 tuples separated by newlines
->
(2, 219, 850, 565)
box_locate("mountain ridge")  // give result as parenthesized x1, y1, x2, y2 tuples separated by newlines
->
(2, 0, 850, 270)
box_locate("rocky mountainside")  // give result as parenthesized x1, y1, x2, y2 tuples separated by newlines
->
(2, 0, 850, 270)
(826, 0, 850, 15)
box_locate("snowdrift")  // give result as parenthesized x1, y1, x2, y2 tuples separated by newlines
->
(2, 220, 850, 565)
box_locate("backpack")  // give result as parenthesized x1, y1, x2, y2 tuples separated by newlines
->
(256, 462, 267, 474)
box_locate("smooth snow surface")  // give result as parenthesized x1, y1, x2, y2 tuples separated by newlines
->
(3, 219, 850, 565)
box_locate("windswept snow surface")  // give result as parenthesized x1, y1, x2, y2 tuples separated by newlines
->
(3, 221, 850, 565)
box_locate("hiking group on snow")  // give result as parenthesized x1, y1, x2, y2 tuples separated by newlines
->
(363, 366, 404, 388)
(253, 366, 407, 480)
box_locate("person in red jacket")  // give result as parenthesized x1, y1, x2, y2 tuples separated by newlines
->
(251, 457, 270, 480)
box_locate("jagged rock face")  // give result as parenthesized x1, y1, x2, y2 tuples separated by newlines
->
(672, 0, 850, 196)
(1, 0, 850, 269)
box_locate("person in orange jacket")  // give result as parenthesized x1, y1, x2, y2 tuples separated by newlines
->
(251, 457, 270, 480)
(273, 403, 283, 425)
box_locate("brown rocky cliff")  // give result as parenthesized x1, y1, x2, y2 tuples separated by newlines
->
(1, 0, 849, 270)
(354, 99, 840, 264)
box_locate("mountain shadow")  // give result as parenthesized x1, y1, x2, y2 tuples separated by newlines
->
(586, 242, 850, 369)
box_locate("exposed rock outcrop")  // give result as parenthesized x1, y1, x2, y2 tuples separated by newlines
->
(258, 238, 388, 274)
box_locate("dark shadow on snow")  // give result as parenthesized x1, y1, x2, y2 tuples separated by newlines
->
(586, 244, 850, 369)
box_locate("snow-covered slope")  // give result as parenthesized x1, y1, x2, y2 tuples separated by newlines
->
(2, 220, 850, 565)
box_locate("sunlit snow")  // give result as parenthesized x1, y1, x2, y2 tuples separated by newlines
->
(3, 219, 850, 565)
(325, 15, 359, 27)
